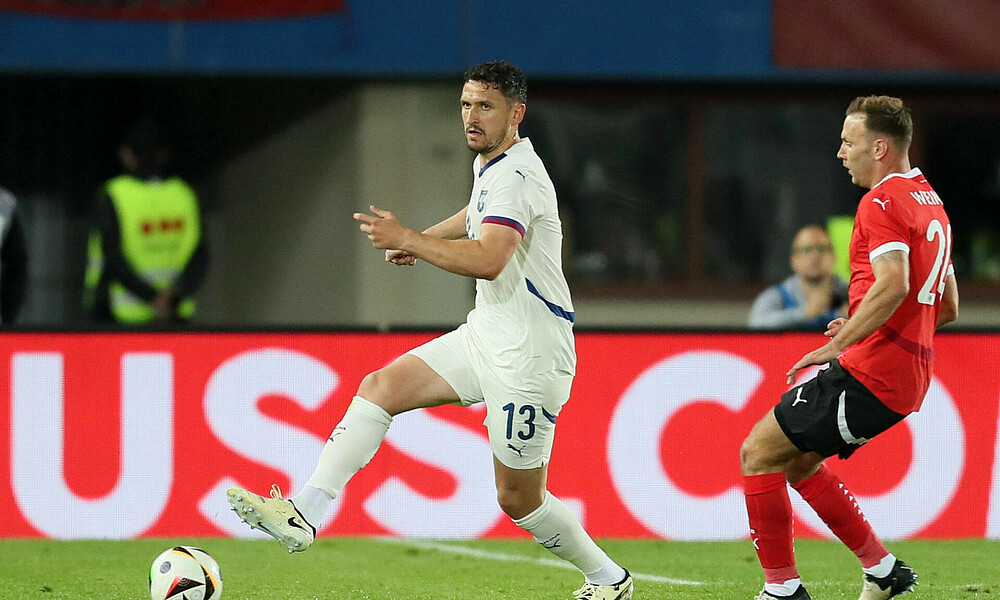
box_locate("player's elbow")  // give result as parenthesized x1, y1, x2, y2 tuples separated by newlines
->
(477, 263, 504, 281)
(887, 277, 909, 304)
(474, 247, 514, 280)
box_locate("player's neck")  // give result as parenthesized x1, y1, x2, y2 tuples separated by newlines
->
(869, 155, 912, 188)
(480, 131, 521, 164)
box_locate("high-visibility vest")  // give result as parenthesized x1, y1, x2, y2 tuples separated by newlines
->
(86, 175, 201, 324)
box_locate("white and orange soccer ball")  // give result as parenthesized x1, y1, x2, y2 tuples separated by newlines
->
(149, 546, 223, 600)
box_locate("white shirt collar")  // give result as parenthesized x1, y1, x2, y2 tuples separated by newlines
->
(873, 167, 922, 189)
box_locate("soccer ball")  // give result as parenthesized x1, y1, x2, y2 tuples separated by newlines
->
(149, 546, 223, 600)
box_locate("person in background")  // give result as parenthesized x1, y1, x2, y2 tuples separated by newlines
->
(0, 185, 28, 325)
(749, 225, 848, 330)
(85, 120, 207, 326)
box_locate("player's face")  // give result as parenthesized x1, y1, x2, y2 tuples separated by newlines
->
(837, 114, 878, 189)
(461, 81, 522, 161)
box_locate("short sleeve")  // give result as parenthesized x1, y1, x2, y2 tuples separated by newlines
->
(859, 191, 911, 261)
(481, 166, 532, 237)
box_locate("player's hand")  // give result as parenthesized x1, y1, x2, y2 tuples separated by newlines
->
(825, 317, 848, 337)
(786, 341, 841, 385)
(385, 249, 417, 266)
(354, 206, 409, 250)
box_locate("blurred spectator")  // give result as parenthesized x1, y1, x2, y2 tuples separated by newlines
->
(85, 120, 207, 326)
(0, 185, 27, 325)
(748, 224, 847, 330)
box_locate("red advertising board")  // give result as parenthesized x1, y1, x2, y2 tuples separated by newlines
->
(0, 0, 344, 21)
(1, 332, 998, 540)
(773, 0, 1000, 72)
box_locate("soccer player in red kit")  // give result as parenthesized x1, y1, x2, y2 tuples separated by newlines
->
(740, 96, 959, 600)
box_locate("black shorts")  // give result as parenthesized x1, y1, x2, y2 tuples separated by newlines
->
(774, 360, 906, 459)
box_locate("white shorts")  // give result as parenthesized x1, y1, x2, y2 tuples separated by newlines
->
(407, 324, 573, 469)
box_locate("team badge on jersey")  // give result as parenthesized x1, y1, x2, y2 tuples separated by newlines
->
(477, 190, 488, 212)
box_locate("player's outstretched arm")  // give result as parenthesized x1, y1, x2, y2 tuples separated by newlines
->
(355, 206, 520, 279)
(401, 222, 519, 279)
(369, 206, 471, 267)
(422, 206, 469, 241)
(787, 250, 908, 383)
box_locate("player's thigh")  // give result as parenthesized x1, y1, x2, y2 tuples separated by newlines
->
(369, 326, 484, 414)
(483, 370, 572, 471)
(741, 410, 804, 475)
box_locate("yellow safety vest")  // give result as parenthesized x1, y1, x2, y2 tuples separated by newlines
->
(86, 175, 201, 324)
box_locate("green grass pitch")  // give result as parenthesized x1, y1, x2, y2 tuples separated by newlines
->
(1, 537, 996, 599)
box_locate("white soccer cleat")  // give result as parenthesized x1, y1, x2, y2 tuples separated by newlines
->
(573, 571, 633, 600)
(227, 484, 316, 553)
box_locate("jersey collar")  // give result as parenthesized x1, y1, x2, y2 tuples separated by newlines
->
(478, 153, 508, 177)
(475, 138, 533, 178)
(873, 167, 922, 189)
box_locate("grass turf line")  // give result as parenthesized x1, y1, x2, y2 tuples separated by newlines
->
(0, 538, 996, 599)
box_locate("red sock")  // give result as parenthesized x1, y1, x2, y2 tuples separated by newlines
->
(791, 465, 888, 568)
(744, 473, 798, 584)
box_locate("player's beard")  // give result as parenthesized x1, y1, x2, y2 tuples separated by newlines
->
(467, 134, 500, 157)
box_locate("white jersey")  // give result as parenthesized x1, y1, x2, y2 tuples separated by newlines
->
(463, 138, 576, 379)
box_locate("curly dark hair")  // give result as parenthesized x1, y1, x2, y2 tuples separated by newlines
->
(463, 60, 527, 104)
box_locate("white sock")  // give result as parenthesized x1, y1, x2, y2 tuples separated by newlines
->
(764, 578, 801, 597)
(863, 553, 896, 578)
(302, 396, 392, 502)
(512, 492, 626, 585)
(289, 485, 333, 529)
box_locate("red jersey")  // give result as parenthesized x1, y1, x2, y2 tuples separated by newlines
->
(838, 168, 952, 414)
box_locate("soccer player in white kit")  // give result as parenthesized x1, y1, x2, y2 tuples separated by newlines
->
(227, 60, 633, 600)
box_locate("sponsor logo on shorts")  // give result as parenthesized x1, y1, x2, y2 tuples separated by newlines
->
(792, 387, 808, 406)
(507, 443, 526, 457)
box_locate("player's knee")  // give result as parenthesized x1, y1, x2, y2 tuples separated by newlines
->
(496, 486, 543, 520)
(740, 434, 766, 475)
(356, 369, 401, 415)
(783, 454, 823, 484)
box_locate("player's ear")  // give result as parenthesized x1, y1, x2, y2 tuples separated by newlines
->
(511, 102, 526, 127)
(873, 137, 889, 160)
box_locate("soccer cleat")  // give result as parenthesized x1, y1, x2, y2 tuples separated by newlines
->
(858, 559, 917, 600)
(755, 585, 812, 600)
(227, 484, 316, 553)
(572, 570, 633, 600)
